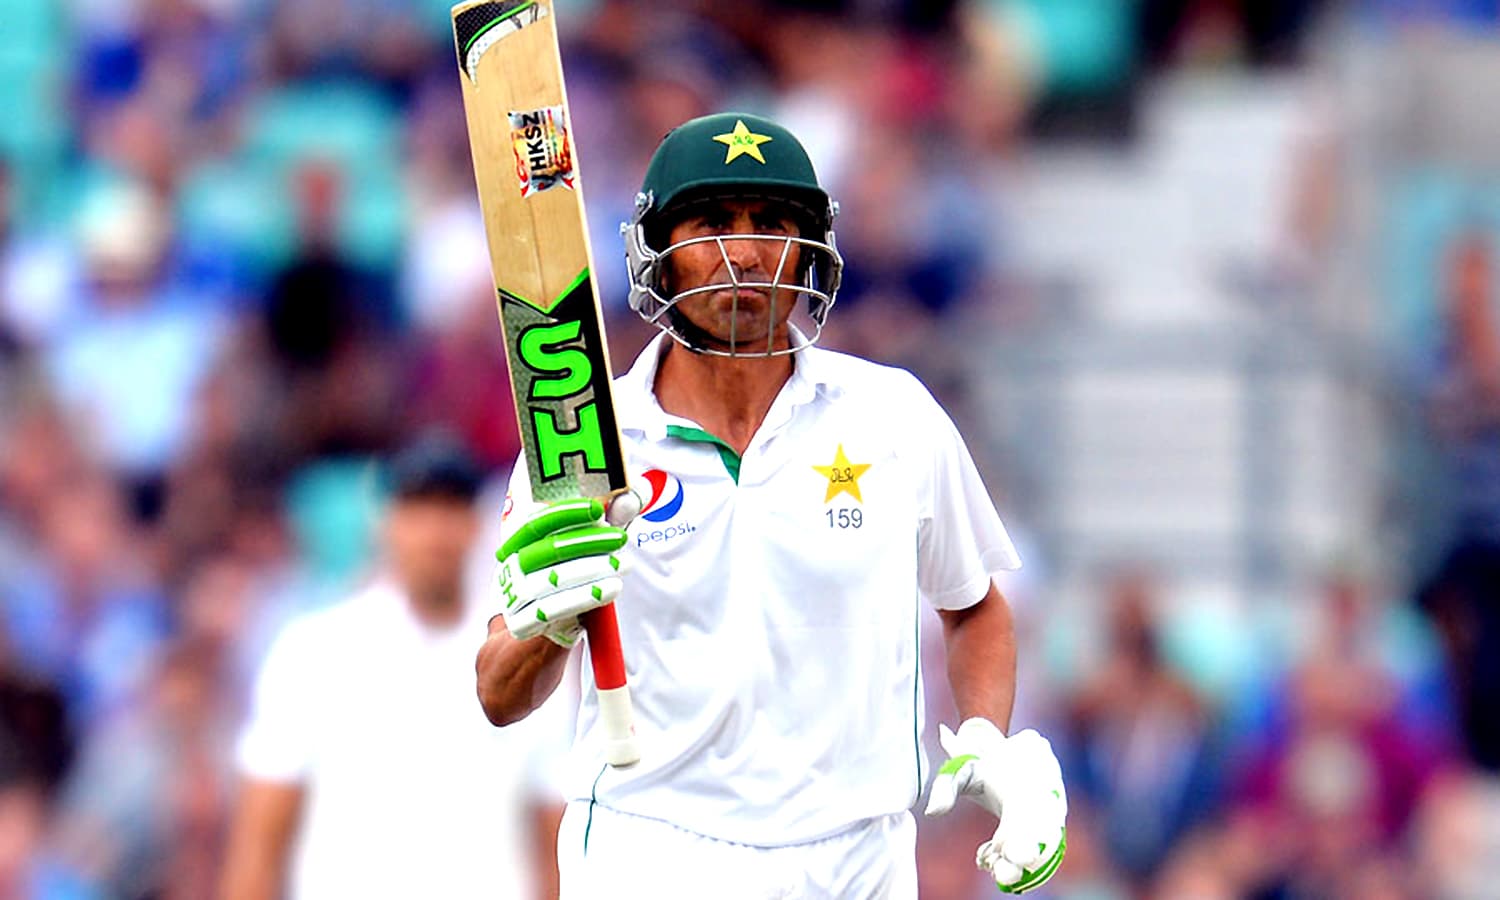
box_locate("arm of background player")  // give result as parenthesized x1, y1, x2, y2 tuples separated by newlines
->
(936, 580, 1018, 731)
(528, 800, 565, 900)
(476, 615, 571, 726)
(218, 779, 304, 900)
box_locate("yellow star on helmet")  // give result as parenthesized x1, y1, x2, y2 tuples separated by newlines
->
(713, 119, 773, 165)
(812, 444, 872, 504)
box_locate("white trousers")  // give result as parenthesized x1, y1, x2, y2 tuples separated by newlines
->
(557, 802, 917, 900)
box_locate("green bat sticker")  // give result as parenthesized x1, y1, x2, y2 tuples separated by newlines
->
(499, 268, 628, 503)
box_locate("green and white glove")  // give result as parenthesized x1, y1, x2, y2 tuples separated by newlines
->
(925, 718, 1068, 894)
(495, 498, 629, 648)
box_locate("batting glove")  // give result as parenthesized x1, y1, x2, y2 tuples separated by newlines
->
(495, 497, 629, 647)
(925, 718, 1068, 894)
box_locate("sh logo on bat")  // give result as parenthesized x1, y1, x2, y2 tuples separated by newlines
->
(514, 309, 607, 483)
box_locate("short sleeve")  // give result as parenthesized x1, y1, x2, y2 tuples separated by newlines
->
(915, 390, 1021, 610)
(235, 619, 318, 782)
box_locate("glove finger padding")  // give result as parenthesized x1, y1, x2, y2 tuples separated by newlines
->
(496, 498, 629, 643)
(993, 796, 1059, 870)
(985, 828, 1067, 895)
(498, 498, 605, 560)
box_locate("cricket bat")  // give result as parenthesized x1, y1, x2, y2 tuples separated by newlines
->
(452, 0, 639, 767)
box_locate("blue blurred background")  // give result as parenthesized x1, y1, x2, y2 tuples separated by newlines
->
(3, 0, 1500, 897)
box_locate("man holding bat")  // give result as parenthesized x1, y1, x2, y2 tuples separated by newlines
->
(476, 112, 1067, 898)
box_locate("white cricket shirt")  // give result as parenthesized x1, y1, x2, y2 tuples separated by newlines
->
(236, 578, 570, 899)
(514, 335, 1020, 847)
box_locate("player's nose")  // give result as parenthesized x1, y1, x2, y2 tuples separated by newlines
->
(720, 236, 765, 274)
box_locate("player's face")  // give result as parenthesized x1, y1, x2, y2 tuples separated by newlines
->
(385, 496, 479, 612)
(663, 198, 804, 353)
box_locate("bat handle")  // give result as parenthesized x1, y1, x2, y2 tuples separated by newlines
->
(580, 604, 639, 767)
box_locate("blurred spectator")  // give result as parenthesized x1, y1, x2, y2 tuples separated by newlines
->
(41, 176, 227, 498)
(0, 642, 78, 898)
(1231, 568, 1447, 896)
(1063, 567, 1222, 887)
(2, 467, 168, 729)
(1139, 0, 1329, 70)
(257, 160, 401, 461)
(219, 434, 568, 900)
(1418, 230, 1500, 772)
(47, 637, 234, 899)
(1410, 766, 1500, 898)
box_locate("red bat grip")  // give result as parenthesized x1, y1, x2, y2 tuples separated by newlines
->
(580, 604, 627, 690)
(580, 604, 638, 766)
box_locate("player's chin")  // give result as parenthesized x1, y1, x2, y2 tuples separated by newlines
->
(709, 317, 782, 351)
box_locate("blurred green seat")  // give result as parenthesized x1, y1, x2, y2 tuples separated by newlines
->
(177, 154, 407, 277)
(0, 0, 68, 228)
(0, 60, 69, 229)
(240, 82, 402, 174)
(191, 82, 407, 272)
(0, 0, 64, 62)
(0, 61, 64, 149)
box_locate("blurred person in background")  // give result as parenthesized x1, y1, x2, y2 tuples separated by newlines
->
(1410, 764, 1500, 899)
(0, 633, 77, 898)
(1227, 566, 1445, 897)
(40, 176, 227, 514)
(47, 637, 233, 899)
(258, 159, 402, 463)
(1063, 567, 1221, 890)
(1, 463, 169, 731)
(1418, 229, 1500, 774)
(220, 434, 569, 900)
(41, 547, 274, 899)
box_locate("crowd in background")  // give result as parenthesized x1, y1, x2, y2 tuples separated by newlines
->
(1, 0, 1499, 897)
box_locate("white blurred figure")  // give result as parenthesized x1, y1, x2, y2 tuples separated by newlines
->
(219, 435, 571, 900)
(43, 177, 225, 481)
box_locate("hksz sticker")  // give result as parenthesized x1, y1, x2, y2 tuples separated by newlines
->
(509, 105, 575, 197)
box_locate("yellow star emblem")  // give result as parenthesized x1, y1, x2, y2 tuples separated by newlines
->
(713, 119, 773, 165)
(812, 444, 872, 504)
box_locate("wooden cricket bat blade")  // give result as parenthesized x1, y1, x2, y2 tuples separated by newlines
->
(452, 0, 638, 767)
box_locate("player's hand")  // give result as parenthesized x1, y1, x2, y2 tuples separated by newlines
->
(495, 497, 629, 647)
(925, 718, 1067, 894)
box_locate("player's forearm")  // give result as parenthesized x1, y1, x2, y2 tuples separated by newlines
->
(218, 856, 282, 900)
(476, 617, 571, 726)
(938, 581, 1017, 731)
(218, 781, 302, 900)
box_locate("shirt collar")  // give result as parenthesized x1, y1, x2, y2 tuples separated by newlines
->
(614, 329, 843, 442)
(614, 333, 674, 442)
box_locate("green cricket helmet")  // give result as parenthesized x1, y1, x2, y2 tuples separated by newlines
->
(622, 112, 843, 356)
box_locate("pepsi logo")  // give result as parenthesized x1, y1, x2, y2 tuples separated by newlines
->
(640, 469, 685, 523)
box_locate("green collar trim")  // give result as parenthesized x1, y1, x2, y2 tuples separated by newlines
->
(665, 424, 741, 484)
